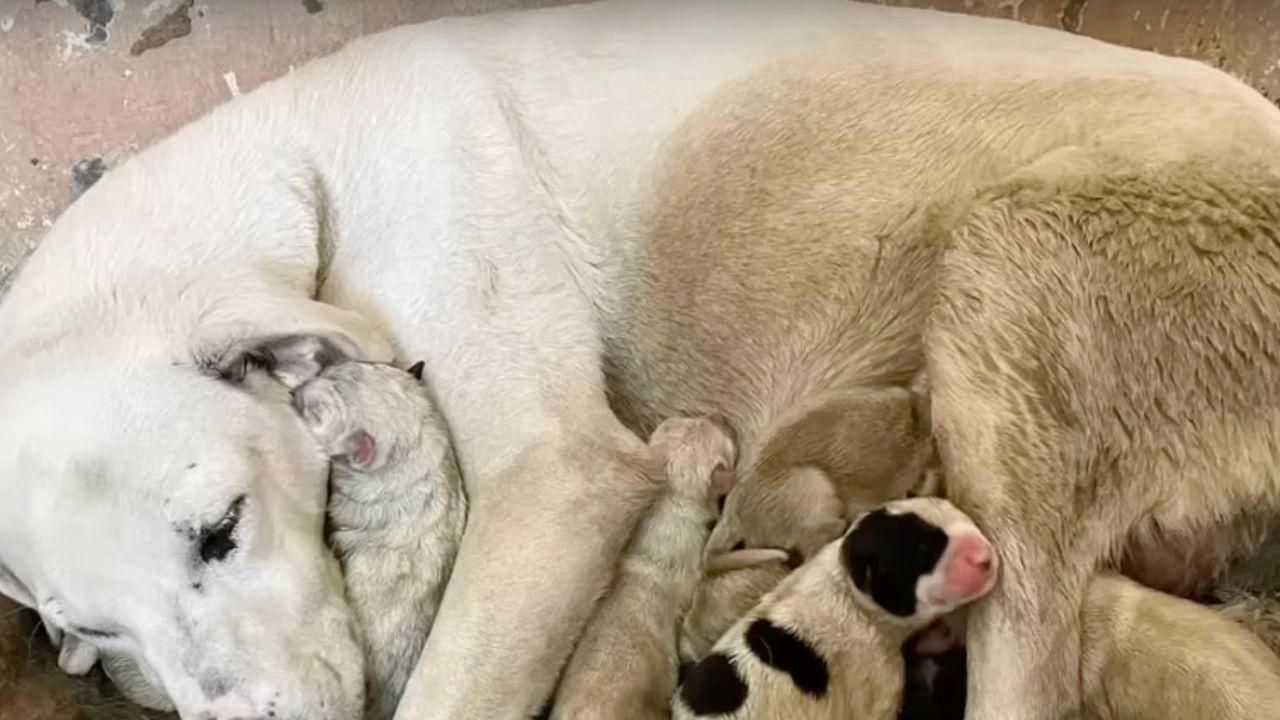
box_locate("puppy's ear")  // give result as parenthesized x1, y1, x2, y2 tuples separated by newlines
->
(406, 361, 425, 381)
(342, 429, 378, 470)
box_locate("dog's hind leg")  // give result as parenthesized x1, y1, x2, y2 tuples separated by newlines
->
(927, 154, 1280, 720)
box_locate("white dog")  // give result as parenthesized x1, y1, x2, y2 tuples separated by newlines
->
(2, 1, 1280, 718)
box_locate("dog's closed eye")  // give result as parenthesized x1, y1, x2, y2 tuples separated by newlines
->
(198, 495, 245, 563)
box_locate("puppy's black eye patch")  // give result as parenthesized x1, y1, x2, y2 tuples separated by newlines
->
(198, 495, 245, 563)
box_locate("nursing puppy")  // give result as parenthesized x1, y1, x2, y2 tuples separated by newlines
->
(709, 373, 935, 564)
(1081, 573, 1280, 720)
(549, 416, 735, 719)
(293, 360, 468, 720)
(674, 497, 995, 719)
(679, 551, 797, 666)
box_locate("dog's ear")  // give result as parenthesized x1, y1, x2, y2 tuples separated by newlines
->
(196, 298, 392, 389)
(406, 361, 425, 381)
(215, 334, 353, 389)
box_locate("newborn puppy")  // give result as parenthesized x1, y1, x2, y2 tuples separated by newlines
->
(674, 497, 995, 720)
(1081, 573, 1280, 720)
(549, 416, 737, 720)
(293, 360, 468, 720)
(679, 550, 797, 666)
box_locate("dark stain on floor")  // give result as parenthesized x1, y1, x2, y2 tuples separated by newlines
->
(303, 0, 324, 14)
(131, 0, 195, 57)
(70, 0, 116, 45)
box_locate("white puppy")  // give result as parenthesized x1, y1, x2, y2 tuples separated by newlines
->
(549, 416, 736, 719)
(294, 360, 468, 720)
(673, 498, 995, 720)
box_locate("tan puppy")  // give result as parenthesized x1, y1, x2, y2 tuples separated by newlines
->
(674, 498, 996, 720)
(1082, 574, 1280, 720)
(680, 552, 797, 666)
(549, 416, 736, 720)
(708, 374, 935, 563)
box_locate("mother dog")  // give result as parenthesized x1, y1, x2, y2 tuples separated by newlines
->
(3, 0, 1280, 718)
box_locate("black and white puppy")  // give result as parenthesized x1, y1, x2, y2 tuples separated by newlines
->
(673, 497, 995, 720)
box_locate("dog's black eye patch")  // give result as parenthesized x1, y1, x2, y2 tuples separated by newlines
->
(198, 495, 245, 563)
(679, 652, 748, 716)
(840, 509, 948, 617)
(744, 618, 829, 697)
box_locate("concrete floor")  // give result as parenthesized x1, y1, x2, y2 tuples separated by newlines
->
(1, 0, 1279, 289)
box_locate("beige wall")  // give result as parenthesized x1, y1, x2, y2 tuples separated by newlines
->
(1, 0, 1279, 290)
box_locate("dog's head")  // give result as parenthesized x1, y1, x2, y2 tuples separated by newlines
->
(841, 497, 997, 627)
(0, 319, 390, 719)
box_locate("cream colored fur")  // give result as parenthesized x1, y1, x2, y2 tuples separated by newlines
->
(680, 554, 795, 665)
(3, 1, 1280, 718)
(550, 417, 734, 720)
(1082, 574, 1280, 720)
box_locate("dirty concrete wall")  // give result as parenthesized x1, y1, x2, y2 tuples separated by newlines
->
(1, 0, 1279, 288)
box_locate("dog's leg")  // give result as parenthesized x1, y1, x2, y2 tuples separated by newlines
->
(926, 154, 1280, 720)
(361, 267, 665, 720)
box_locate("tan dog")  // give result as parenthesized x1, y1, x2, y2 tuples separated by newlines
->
(549, 416, 735, 720)
(674, 498, 996, 720)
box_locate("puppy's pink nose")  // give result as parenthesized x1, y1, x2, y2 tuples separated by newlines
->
(943, 534, 996, 600)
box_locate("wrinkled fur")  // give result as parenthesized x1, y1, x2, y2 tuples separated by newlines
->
(5, 1, 1280, 717)
(550, 417, 735, 720)
(295, 361, 468, 720)
(928, 154, 1280, 718)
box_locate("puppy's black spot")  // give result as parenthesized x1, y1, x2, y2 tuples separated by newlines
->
(744, 618, 828, 697)
(841, 509, 947, 617)
(29, 157, 38, 166)
(679, 652, 748, 716)
(187, 462, 197, 470)
(191, 582, 202, 592)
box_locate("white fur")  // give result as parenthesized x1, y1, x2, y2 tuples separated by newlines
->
(0, 1, 1277, 718)
(296, 361, 468, 720)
